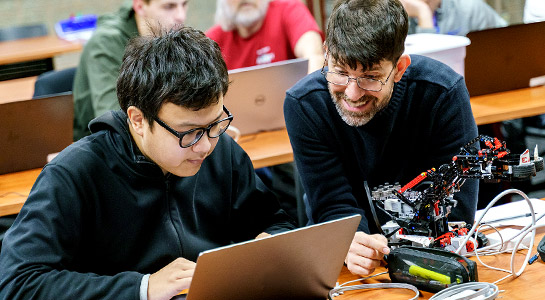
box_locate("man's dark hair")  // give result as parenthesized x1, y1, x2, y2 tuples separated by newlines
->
(117, 27, 229, 128)
(326, 0, 409, 70)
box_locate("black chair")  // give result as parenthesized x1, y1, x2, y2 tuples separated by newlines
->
(33, 67, 77, 98)
(0, 23, 52, 81)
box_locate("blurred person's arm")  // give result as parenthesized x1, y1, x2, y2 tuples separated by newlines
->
(282, 0, 324, 73)
(400, 0, 435, 32)
(294, 31, 324, 74)
(86, 36, 125, 117)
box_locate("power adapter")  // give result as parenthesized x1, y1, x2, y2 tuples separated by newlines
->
(485, 228, 531, 251)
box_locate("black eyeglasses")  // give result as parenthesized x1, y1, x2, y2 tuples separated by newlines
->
(153, 105, 233, 148)
(321, 56, 396, 92)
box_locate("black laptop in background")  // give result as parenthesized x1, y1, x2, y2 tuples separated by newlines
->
(464, 21, 545, 97)
(0, 93, 73, 174)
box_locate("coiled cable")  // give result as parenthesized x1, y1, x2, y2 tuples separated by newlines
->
(329, 282, 419, 300)
(429, 282, 499, 300)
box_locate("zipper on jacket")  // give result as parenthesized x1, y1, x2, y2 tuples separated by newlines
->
(165, 174, 184, 257)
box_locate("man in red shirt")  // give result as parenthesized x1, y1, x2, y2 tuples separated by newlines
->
(206, 0, 324, 73)
(206, 0, 324, 224)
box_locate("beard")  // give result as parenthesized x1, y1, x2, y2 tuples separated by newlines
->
(235, 7, 263, 27)
(224, 1, 269, 28)
(329, 85, 393, 127)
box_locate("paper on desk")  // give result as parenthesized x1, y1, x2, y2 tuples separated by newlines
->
(475, 198, 545, 227)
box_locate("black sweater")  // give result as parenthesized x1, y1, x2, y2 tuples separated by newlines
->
(284, 55, 479, 233)
(0, 110, 295, 299)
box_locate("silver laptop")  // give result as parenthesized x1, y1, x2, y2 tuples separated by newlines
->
(0, 92, 73, 174)
(224, 58, 308, 135)
(185, 214, 361, 300)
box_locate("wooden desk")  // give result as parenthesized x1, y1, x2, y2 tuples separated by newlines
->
(0, 129, 292, 217)
(0, 36, 82, 100)
(237, 129, 293, 169)
(471, 85, 545, 125)
(4, 85, 545, 217)
(336, 230, 545, 299)
(0, 168, 40, 217)
(0, 35, 82, 66)
(0, 76, 37, 103)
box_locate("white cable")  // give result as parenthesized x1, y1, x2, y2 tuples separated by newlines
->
(455, 189, 535, 255)
(471, 224, 503, 253)
(508, 223, 545, 278)
(468, 213, 543, 257)
(329, 283, 419, 299)
(472, 225, 512, 274)
(329, 271, 419, 299)
(455, 189, 539, 283)
(333, 271, 388, 288)
(428, 282, 499, 300)
(475, 213, 544, 256)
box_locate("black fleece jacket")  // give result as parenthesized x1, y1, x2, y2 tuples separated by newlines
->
(0, 110, 295, 299)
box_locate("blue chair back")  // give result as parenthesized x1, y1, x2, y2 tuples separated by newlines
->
(33, 67, 77, 98)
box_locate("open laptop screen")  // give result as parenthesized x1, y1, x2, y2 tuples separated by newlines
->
(464, 21, 545, 96)
(224, 58, 308, 135)
(0, 93, 73, 174)
(185, 215, 361, 300)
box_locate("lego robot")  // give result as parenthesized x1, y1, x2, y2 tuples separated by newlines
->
(366, 135, 544, 254)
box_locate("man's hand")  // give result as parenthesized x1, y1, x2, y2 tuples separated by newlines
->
(148, 257, 196, 300)
(345, 231, 390, 276)
(256, 232, 271, 239)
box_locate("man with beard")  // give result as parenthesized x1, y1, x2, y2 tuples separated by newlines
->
(73, 0, 189, 141)
(206, 0, 324, 73)
(284, 0, 478, 276)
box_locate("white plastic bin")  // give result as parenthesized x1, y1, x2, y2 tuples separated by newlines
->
(404, 33, 471, 76)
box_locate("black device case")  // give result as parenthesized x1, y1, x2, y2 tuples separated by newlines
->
(387, 246, 478, 292)
(538, 234, 545, 262)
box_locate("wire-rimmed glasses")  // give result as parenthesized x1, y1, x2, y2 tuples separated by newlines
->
(321, 60, 396, 92)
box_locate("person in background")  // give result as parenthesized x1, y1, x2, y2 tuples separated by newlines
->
(400, 0, 507, 36)
(0, 27, 295, 300)
(206, 0, 324, 73)
(284, 0, 478, 276)
(206, 0, 324, 223)
(73, 0, 189, 141)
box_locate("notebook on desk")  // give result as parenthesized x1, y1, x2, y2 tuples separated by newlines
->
(0, 92, 73, 174)
(464, 21, 545, 96)
(224, 58, 308, 135)
(184, 214, 361, 300)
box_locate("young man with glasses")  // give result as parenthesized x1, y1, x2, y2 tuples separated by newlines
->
(284, 0, 478, 277)
(0, 27, 295, 300)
